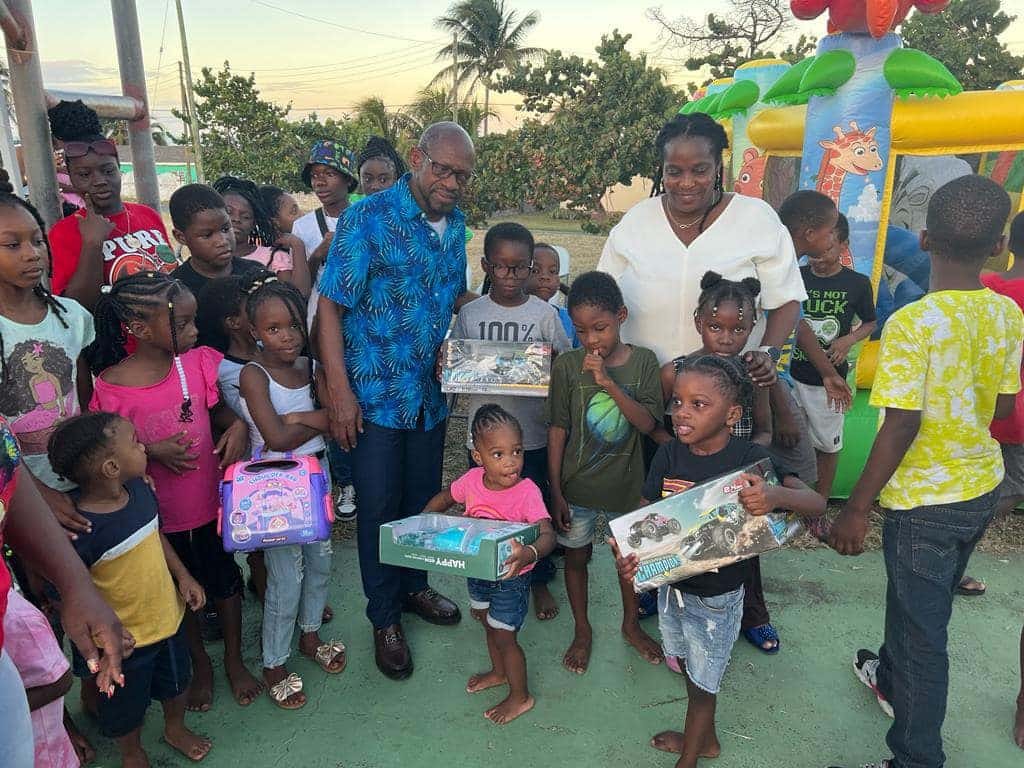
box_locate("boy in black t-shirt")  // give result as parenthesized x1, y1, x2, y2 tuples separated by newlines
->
(791, 212, 877, 499)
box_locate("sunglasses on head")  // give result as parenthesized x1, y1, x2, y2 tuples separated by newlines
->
(63, 139, 118, 159)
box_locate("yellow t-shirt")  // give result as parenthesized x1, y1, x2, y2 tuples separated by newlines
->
(870, 289, 1024, 510)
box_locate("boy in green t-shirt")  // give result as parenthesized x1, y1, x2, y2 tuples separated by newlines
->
(547, 271, 668, 675)
(829, 175, 1024, 768)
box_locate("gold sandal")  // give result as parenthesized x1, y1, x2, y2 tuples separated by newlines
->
(267, 673, 304, 710)
(305, 640, 346, 674)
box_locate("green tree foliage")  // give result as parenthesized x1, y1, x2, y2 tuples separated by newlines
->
(647, 0, 815, 83)
(496, 31, 681, 229)
(901, 0, 1024, 91)
(433, 0, 544, 135)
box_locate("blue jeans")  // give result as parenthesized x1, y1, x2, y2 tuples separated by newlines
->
(327, 440, 352, 486)
(352, 418, 445, 629)
(262, 540, 333, 668)
(875, 491, 997, 768)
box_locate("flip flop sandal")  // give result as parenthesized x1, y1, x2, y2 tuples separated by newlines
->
(954, 579, 986, 597)
(743, 623, 781, 654)
(665, 654, 683, 675)
(303, 640, 347, 674)
(267, 673, 304, 710)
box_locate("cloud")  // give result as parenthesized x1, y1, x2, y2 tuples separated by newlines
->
(41, 59, 121, 91)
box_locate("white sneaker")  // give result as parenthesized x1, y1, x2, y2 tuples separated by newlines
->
(853, 649, 894, 718)
(335, 484, 357, 522)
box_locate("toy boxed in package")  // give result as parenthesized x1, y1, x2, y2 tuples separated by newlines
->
(440, 339, 551, 397)
(609, 459, 803, 591)
(380, 514, 539, 580)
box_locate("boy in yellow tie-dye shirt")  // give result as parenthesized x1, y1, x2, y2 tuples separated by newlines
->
(828, 175, 1024, 768)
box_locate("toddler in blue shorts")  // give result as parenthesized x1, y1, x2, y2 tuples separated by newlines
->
(423, 405, 555, 725)
(612, 355, 824, 766)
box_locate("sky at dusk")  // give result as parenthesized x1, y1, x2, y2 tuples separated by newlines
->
(29, 0, 1024, 134)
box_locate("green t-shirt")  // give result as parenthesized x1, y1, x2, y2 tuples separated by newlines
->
(547, 345, 663, 514)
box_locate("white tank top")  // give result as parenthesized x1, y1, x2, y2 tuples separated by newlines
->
(238, 361, 326, 458)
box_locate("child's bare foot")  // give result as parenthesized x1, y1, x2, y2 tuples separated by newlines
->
(186, 656, 214, 712)
(164, 722, 212, 762)
(484, 694, 535, 724)
(225, 658, 263, 706)
(650, 730, 721, 758)
(466, 670, 507, 693)
(532, 583, 559, 620)
(263, 666, 306, 710)
(1015, 697, 1024, 748)
(121, 747, 151, 768)
(622, 622, 664, 665)
(563, 627, 593, 674)
(65, 709, 96, 764)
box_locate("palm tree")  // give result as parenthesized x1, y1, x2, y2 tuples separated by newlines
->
(352, 96, 413, 146)
(432, 0, 543, 135)
(408, 87, 493, 137)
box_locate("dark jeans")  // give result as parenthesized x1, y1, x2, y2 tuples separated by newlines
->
(875, 491, 997, 768)
(741, 556, 770, 629)
(327, 439, 353, 486)
(352, 417, 445, 629)
(466, 446, 556, 586)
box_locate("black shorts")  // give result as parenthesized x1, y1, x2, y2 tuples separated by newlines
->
(165, 519, 243, 601)
(96, 621, 192, 738)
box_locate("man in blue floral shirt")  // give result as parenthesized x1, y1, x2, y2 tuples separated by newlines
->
(317, 122, 476, 679)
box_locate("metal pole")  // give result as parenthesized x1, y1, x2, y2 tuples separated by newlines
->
(44, 89, 144, 121)
(178, 61, 192, 182)
(110, 0, 160, 212)
(175, 0, 204, 182)
(2, 0, 60, 227)
(451, 32, 458, 123)
(0, 76, 21, 192)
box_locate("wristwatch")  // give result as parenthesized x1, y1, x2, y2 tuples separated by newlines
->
(759, 345, 782, 365)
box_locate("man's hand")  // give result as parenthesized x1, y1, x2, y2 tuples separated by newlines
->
(214, 420, 249, 469)
(823, 374, 853, 414)
(147, 432, 199, 474)
(77, 194, 115, 246)
(743, 350, 778, 388)
(326, 384, 363, 450)
(737, 473, 778, 517)
(829, 505, 870, 556)
(607, 537, 640, 582)
(581, 350, 612, 389)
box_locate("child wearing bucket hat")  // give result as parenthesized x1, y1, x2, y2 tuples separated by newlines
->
(293, 140, 359, 275)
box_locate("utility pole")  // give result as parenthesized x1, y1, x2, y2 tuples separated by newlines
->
(174, 0, 204, 182)
(177, 61, 192, 183)
(451, 32, 458, 124)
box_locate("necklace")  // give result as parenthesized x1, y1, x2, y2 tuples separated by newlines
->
(664, 200, 705, 230)
(107, 206, 144, 251)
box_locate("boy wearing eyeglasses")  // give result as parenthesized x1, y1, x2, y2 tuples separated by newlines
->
(451, 222, 572, 622)
(46, 100, 179, 311)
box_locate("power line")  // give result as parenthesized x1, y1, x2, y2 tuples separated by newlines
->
(225, 41, 439, 74)
(249, 0, 446, 44)
(149, 0, 172, 106)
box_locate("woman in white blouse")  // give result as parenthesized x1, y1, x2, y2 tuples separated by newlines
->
(598, 113, 809, 658)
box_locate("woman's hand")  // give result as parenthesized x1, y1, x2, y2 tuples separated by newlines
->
(77, 194, 115, 247)
(743, 350, 778, 388)
(37, 481, 91, 539)
(147, 432, 199, 474)
(59, 581, 127, 697)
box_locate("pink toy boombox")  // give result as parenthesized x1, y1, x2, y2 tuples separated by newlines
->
(218, 449, 333, 553)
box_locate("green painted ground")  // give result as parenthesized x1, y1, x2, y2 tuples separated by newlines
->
(72, 544, 1022, 768)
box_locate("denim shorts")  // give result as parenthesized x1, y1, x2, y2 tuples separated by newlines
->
(658, 584, 744, 695)
(95, 621, 191, 738)
(467, 573, 531, 632)
(557, 504, 607, 549)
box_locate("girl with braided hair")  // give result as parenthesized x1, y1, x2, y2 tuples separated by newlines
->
(87, 271, 263, 712)
(358, 135, 407, 196)
(0, 171, 96, 536)
(213, 176, 312, 298)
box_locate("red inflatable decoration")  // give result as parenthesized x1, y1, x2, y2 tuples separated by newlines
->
(790, 0, 949, 38)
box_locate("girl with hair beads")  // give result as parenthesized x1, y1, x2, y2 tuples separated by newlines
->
(236, 271, 345, 710)
(612, 355, 823, 768)
(423, 404, 556, 725)
(212, 176, 311, 298)
(660, 272, 771, 446)
(86, 271, 261, 712)
(0, 172, 95, 539)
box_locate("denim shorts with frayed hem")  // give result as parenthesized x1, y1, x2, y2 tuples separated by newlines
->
(658, 584, 743, 695)
(468, 573, 531, 632)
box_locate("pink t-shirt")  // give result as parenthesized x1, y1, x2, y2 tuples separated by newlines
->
(3, 589, 77, 768)
(90, 346, 223, 533)
(241, 245, 293, 275)
(450, 467, 549, 574)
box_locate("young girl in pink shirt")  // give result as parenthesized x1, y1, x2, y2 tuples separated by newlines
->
(423, 404, 556, 726)
(86, 271, 261, 712)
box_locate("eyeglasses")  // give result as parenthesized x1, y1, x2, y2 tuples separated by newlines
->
(483, 258, 532, 278)
(418, 148, 474, 186)
(63, 139, 118, 159)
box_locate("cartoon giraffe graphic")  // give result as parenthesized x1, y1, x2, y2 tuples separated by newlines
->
(816, 121, 884, 206)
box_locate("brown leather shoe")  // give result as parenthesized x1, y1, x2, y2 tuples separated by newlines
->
(401, 587, 462, 626)
(373, 624, 412, 680)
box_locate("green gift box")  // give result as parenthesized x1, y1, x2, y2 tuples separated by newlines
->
(379, 514, 539, 580)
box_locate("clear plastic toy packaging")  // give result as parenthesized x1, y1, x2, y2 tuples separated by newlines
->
(440, 339, 552, 397)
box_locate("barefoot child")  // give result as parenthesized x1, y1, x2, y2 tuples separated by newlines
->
(829, 175, 1023, 768)
(548, 271, 668, 673)
(48, 412, 212, 764)
(237, 272, 346, 709)
(613, 354, 824, 768)
(423, 404, 555, 724)
(86, 272, 260, 712)
(451, 223, 571, 622)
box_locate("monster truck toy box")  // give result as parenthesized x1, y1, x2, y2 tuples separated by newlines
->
(380, 514, 540, 580)
(609, 459, 803, 591)
(441, 339, 551, 397)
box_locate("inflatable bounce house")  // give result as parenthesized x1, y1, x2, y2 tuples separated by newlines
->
(680, 0, 1024, 497)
